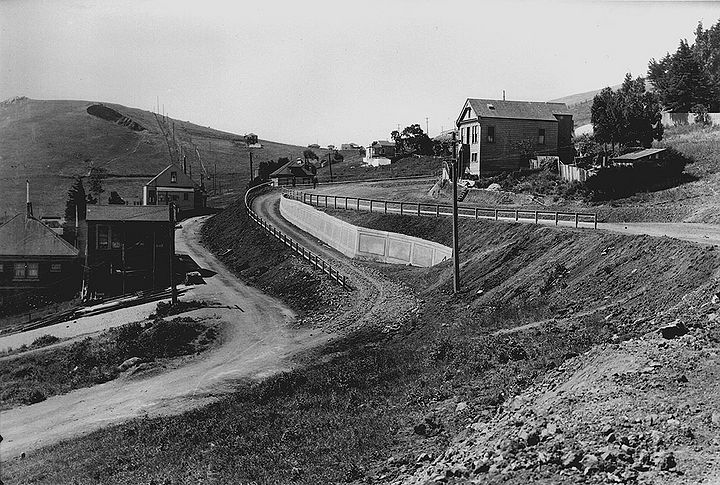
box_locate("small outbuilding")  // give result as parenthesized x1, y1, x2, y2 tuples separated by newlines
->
(269, 159, 317, 187)
(610, 148, 667, 167)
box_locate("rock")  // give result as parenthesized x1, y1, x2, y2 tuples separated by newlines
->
(545, 422, 559, 435)
(601, 425, 614, 436)
(562, 451, 581, 468)
(711, 412, 720, 425)
(581, 453, 599, 472)
(487, 183, 502, 192)
(455, 401, 467, 413)
(712, 293, 720, 304)
(659, 321, 688, 339)
(524, 429, 541, 446)
(653, 451, 676, 471)
(606, 432, 617, 443)
(417, 452, 432, 462)
(118, 357, 144, 371)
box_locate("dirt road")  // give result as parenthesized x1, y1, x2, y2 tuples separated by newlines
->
(252, 192, 419, 334)
(599, 221, 720, 246)
(0, 216, 329, 458)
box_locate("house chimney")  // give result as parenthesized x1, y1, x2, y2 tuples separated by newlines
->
(26, 180, 33, 218)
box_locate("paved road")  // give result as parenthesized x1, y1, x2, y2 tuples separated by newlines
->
(0, 216, 329, 458)
(599, 222, 720, 246)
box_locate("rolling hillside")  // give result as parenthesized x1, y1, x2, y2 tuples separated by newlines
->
(0, 97, 329, 219)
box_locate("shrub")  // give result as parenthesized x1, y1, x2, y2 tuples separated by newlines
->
(31, 334, 60, 348)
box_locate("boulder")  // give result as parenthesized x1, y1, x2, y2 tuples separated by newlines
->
(118, 357, 144, 371)
(659, 321, 688, 339)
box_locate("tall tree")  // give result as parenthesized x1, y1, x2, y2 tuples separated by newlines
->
(591, 87, 621, 150)
(392, 124, 433, 155)
(64, 176, 86, 229)
(302, 149, 318, 164)
(693, 19, 720, 110)
(87, 166, 107, 204)
(665, 39, 715, 112)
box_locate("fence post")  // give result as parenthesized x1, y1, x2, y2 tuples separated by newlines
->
(475, 208, 478, 220)
(385, 201, 388, 214)
(417, 204, 421, 216)
(357, 198, 360, 210)
(345, 197, 348, 210)
(495, 209, 498, 221)
(370, 200, 373, 212)
(436, 205, 440, 217)
(400, 202, 404, 215)
(325, 196, 328, 208)
(334, 196, 337, 209)
(535, 211, 538, 224)
(594, 214, 597, 230)
(515, 209, 519, 221)
(575, 213, 579, 228)
(555, 212, 559, 225)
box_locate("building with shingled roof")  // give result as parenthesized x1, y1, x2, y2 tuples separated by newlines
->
(0, 209, 81, 299)
(455, 98, 573, 176)
(269, 159, 317, 187)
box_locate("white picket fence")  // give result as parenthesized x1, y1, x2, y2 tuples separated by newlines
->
(557, 160, 592, 183)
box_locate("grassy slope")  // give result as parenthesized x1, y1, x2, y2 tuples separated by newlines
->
(5, 207, 718, 483)
(314, 154, 442, 183)
(0, 97, 330, 218)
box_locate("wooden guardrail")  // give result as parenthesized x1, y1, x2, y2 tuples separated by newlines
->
(282, 188, 598, 230)
(244, 184, 352, 290)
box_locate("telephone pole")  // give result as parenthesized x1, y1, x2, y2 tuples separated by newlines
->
(450, 132, 460, 293)
(328, 152, 333, 181)
(169, 203, 177, 304)
(249, 148, 254, 183)
(426, 117, 429, 135)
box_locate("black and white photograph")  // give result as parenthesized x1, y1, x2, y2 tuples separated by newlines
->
(2, 0, 720, 483)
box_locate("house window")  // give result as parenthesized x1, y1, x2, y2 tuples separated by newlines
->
(50, 263, 62, 273)
(172, 195, 179, 201)
(97, 225, 110, 249)
(471, 153, 478, 162)
(487, 126, 495, 143)
(13, 262, 39, 280)
(472, 126, 478, 144)
(538, 128, 546, 145)
(170, 171, 177, 183)
(183, 193, 189, 201)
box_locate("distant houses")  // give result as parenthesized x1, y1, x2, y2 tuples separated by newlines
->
(363, 140, 396, 167)
(142, 163, 206, 210)
(455, 98, 573, 176)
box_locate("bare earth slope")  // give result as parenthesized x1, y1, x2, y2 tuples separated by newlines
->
(0, 215, 328, 457)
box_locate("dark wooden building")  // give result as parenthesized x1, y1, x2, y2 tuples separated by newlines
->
(455, 98, 573, 176)
(270, 158, 317, 187)
(0, 212, 81, 302)
(142, 164, 206, 210)
(82, 205, 171, 297)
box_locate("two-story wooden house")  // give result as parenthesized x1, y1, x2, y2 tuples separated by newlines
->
(82, 205, 172, 296)
(455, 99, 573, 176)
(142, 164, 206, 210)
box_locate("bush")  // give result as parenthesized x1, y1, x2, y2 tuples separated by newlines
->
(31, 334, 60, 348)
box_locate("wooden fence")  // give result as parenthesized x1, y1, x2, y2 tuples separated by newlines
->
(557, 160, 593, 183)
(244, 184, 352, 289)
(283, 189, 598, 229)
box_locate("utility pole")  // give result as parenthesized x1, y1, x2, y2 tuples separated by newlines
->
(328, 152, 333, 181)
(249, 148, 254, 183)
(168, 203, 177, 304)
(426, 117, 429, 135)
(451, 132, 460, 293)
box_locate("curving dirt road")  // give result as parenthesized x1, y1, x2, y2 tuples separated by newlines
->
(252, 192, 419, 334)
(0, 216, 330, 458)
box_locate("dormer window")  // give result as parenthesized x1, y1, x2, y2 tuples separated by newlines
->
(170, 171, 177, 183)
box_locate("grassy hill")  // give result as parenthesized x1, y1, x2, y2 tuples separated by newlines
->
(0, 97, 330, 218)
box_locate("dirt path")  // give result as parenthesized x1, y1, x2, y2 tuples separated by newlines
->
(0, 216, 330, 458)
(599, 221, 720, 246)
(252, 192, 419, 334)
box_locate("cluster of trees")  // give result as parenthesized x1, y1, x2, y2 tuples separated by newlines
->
(591, 74, 664, 150)
(648, 20, 720, 113)
(390, 124, 454, 157)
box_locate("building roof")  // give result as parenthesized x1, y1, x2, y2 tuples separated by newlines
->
(86, 205, 170, 222)
(611, 148, 667, 161)
(371, 140, 395, 147)
(145, 164, 198, 188)
(269, 159, 315, 178)
(0, 214, 79, 257)
(463, 99, 572, 122)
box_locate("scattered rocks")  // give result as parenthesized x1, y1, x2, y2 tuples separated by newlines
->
(117, 357, 144, 371)
(659, 320, 688, 339)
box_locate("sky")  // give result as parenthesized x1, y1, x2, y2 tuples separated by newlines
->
(1, 0, 719, 146)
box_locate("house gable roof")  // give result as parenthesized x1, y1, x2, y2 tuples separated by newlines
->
(0, 215, 79, 257)
(145, 164, 198, 188)
(458, 98, 572, 124)
(86, 205, 170, 222)
(269, 159, 315, 178)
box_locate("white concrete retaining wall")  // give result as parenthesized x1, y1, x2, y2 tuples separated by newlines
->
(280, 196, 451, 267)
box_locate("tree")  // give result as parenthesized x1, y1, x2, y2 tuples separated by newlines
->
(392, 124, 433, 155)
(591, 74, 662, 150)
(63, 177, 86, 239)
(108, 191, 125, 204)
(303, 149, 318, 164)
(87, 166, 107, 204)
(693, 19, 720, 110)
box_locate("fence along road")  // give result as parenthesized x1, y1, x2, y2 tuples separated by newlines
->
(245, 184, 352, 290)
(283, 189, 598, 230)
